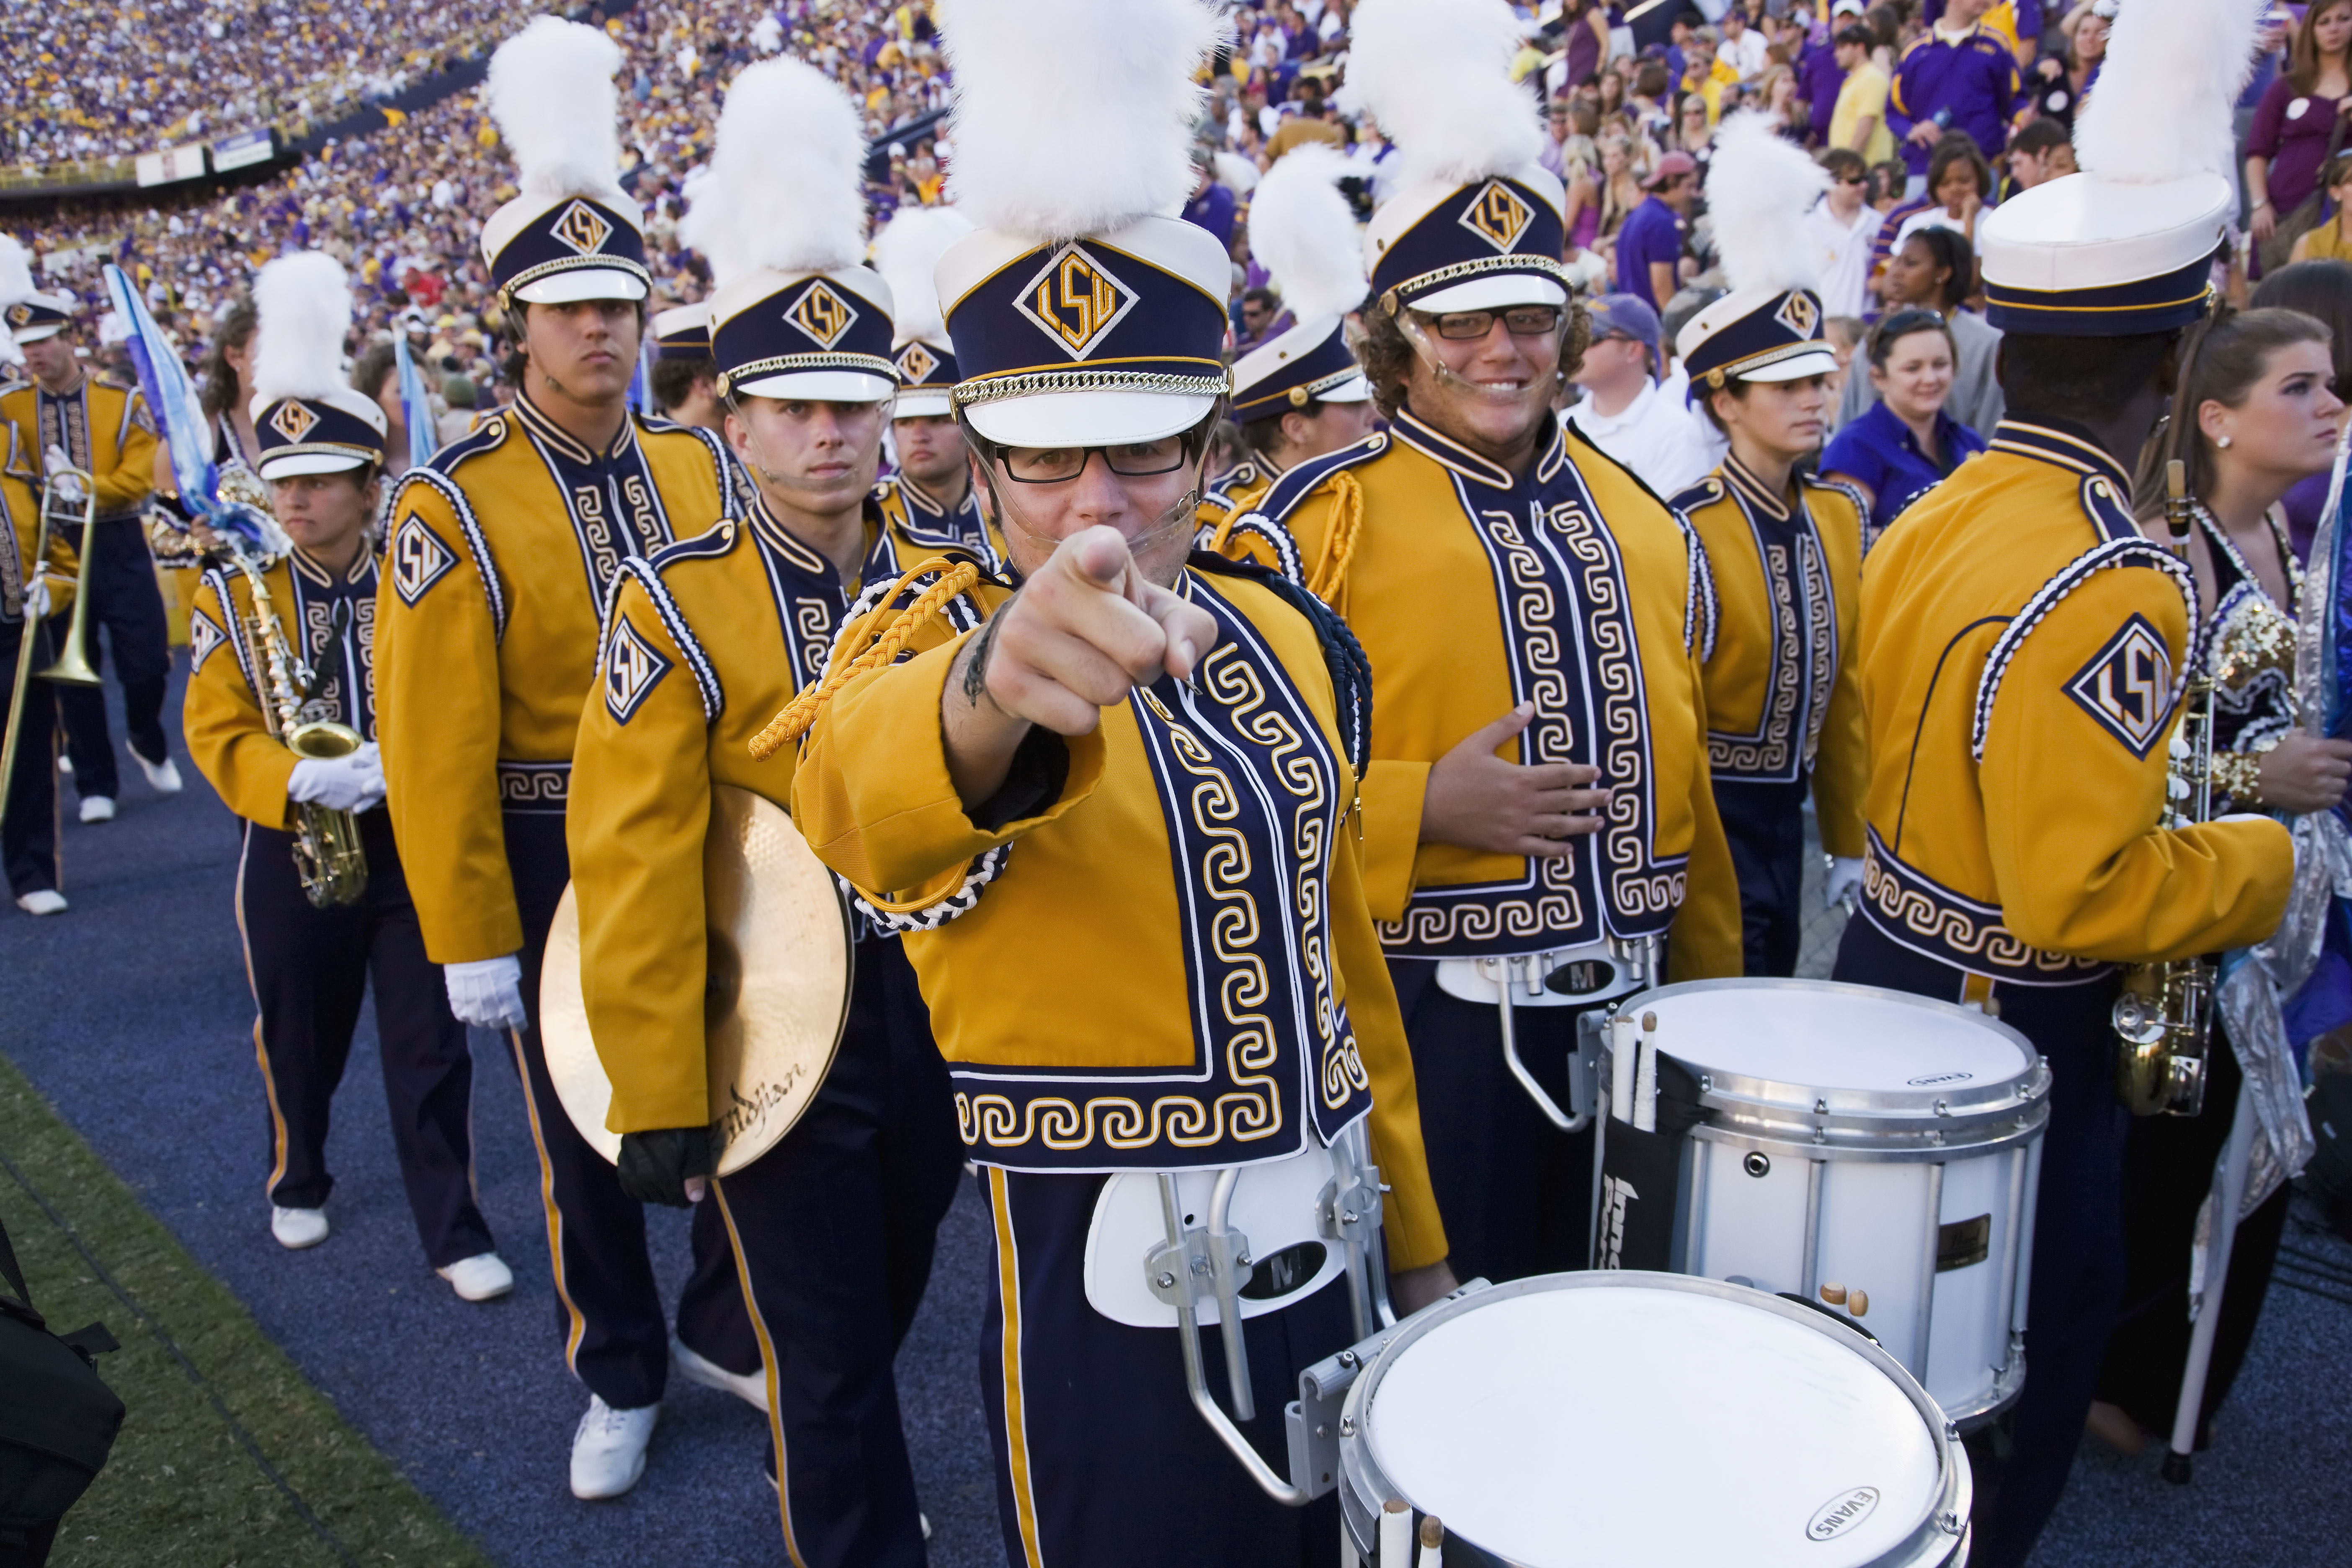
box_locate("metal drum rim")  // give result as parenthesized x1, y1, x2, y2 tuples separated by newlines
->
(1337, 1271, 1971, 1568)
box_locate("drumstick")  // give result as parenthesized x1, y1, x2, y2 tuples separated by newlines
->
(1381, 1498, 1413, 1566)
(1609, 1013, 1637, 1122)
(1418, 1515, 1445, 1567)
(1632, 1011, 1659, 1134)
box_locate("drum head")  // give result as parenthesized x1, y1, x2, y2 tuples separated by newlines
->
(539, 786, 853, 1176)
(1360, 1276, 1957, 1568)
(1640, 978, 2036, 1114)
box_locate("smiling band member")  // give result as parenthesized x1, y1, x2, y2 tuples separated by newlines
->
(1217, 0, 1738, 1285)
(182, 253, 510, 1300)
(566, 60, 963, 1563)
(783, 0, 1452, 1561)
(1670, 114, 1870, 978)
(371, 18, 748, 1501)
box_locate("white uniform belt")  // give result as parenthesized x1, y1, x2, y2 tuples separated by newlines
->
(1434, 941, 1648, 1008)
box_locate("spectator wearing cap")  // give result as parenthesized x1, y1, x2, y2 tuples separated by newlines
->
(1886, 0, 2022, 195)
(1617, 150, 1699, 311)
(1567, 293, 1718, 498)
(1828, 22, 1894, 165)
(1807, 149, 1886, 320)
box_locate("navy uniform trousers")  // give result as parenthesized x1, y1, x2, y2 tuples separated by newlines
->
(1390, 958, 1596, 1283)
(1714, 776, 1808, 977)
(502, 805, 760, 1408)
(710, 933, 962, 1567)
(54, 517, 172, 802)
(1833, 914, 2128, 1568)
(980, 1165, 1351, 1568)
(0, 615, 59, 899)
(238, 812, 494, 1267)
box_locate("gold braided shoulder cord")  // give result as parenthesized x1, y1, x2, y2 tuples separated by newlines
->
(748, 555, 983, 759)
(1305, 469, 1363, 610)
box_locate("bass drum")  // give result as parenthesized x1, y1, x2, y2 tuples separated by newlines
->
(1338, 1273, 1970, 1568)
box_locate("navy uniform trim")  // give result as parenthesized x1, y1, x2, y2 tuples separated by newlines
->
(603, 554, 723, 723)
(1861, 826, 2112, 985)
(1983, 254, 2214, 338)
(1969, 537, 2195, 761)
(391, 467, 503, 636)
(1248, 431, 1391, 526)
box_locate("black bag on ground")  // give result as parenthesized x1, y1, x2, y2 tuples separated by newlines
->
(0, 1210, 124, 1568)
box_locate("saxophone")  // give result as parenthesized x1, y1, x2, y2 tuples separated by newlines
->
(2110, 459, 2212, 1117)
(215, 468, 369, 908)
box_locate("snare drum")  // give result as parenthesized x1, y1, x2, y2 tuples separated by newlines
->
(1338, 1273, 1970, 1567)
(1638, 978, 2048, 1428)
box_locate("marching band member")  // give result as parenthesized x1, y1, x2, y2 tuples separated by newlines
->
(180, 253, 508, 1297)
(647, 303, 723, 433)
(1831, 5, 2292, 1563)
(787, 0, 1453, 1558)
(1669, 114, 1869, 977)
(371, 17, 748, 1501)
(1198, 145, 1379, 536)
(1, 413, 69, 918)
(0, 257, 176, 826)
(567, 59, 963, 1561)
(871, 204, 995, 564)
(1219, 0, 1739, 1284)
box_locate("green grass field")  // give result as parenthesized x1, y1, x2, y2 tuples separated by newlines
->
(0, 1052, 492, 1568)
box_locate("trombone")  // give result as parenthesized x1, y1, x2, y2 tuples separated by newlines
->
(0, 466, 95, 824)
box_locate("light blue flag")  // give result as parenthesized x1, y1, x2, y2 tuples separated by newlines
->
(393, 331, 438, 472)
(103, 264, 273, 552)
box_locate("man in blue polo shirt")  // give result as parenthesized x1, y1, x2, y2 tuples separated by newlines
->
(1615, 149, 1697, 312)
(1888, 0, 2022, 188)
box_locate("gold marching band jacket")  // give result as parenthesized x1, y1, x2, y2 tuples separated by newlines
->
(372, 394, 736, 963)
(1673, 454, 1868, 852)
(0, 374, 157, 520)
(1854, 418, 2292, 979)
(788, 557, 1450, 1273)
(567, 492, 954, 1132)
(0, 426, 72, 624)
(872, 471, 998, 571)
(183, 548, 378, 826)
(1214, 409, 1742, 977)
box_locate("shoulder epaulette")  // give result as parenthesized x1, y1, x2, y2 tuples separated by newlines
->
(1203, 457, 1264, 506)
(423, 412, 511, 477)
(1671, 475, 1728, 513)
(1252, 431, 1390, 525)
(648, 516, 738, 570)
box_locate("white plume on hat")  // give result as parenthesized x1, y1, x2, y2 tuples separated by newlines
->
(940, 0, 1230, 241)
(1247, 145, 1367, 321)
(486, 16, 628, 204)
(1705, 111, 1831, 294)
(693, 56, 868, 286)
(2073, 0, 2262, 190)
(0, 236, 32, 307)
(249, 251, 353, 405)
(1338, 0, 1542, 190)
(872, 206, 975, 346)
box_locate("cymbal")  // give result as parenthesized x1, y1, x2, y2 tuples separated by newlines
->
(540, 785, 854, 1176)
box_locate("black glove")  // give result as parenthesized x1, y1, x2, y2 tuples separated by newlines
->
(616, 1128, 714, 1207)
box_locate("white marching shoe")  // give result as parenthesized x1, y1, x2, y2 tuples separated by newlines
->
(437, 1253, 514, 1302)
(15, 890, 66, 916)
(570, 1395, 658, 1500)
(78, 796, 114, 824)
(670, 1334, 769, 1413)
(271, 1206, 329, 1249)
(134, 750, 183, 794)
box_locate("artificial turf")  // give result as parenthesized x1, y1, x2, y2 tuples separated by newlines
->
(0, 1050, 491, 1568)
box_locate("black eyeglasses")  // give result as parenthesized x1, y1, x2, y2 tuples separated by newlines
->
(1423, 305, 1565, 341)
(1835, 173, 1867, 186)
(987, 434, 1196, 484)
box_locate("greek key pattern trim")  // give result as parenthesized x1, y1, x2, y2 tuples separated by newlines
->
(497, 761, 571, 813)
(1798, 531, 1836, 770)
(1709, 538, 1803, 780)
(1861, 828, 2110, 982)
(1969, 538, 2196, 761)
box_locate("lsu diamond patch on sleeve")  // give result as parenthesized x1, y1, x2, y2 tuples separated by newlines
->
(391, 512, 457, 606)
(2064, 613, 2174, 758)
(186, 605, 227, 674)
(603, 615, 672, 725)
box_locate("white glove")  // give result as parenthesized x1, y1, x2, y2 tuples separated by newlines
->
(445, 954, 529, 1031)
(287, 743, 385, 812)
(19, 575, 49, 621)
(43, 446, 85, 504)
(1825, 856, 1865, 911)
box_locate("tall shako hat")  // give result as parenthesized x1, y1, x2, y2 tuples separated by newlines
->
(479, 18, 650, 309)
(933, 0, 1235, 447)
(0, 236, 75, 345)
(247, 252, 387, 482)
(1231, 144, 1373, 423)
(650, 304, 712, 360)
(1673, 112, 1839, 391)
(695, 57, 898, 403)
(1978, 0, 2256, 336)
(1345, 0, 1571, 317)
(872, 206, 975, 418)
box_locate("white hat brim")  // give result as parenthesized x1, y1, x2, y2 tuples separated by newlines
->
(513, 268, 650, 305)
(1318, 372, 1375, 404)
(964, 389, 1217, 449)
(732, 369, 897, 403)
(1406, 274, 1570, 314)
(11, 325, 64, 344)
(1738, 349, 1841, 384)
(892, 390, 956, 419)
(258, 452, 372, 481)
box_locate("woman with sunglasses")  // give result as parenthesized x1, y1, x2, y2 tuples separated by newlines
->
(1820, 309, 1987, 536)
